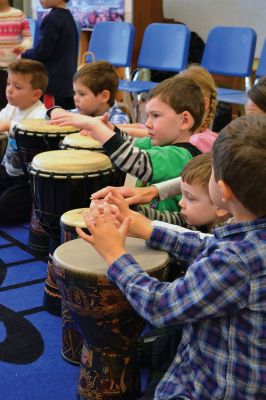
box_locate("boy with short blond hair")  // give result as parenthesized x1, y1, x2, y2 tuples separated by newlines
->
(0, 59, 48, 223)
(77, 115, 266, 399)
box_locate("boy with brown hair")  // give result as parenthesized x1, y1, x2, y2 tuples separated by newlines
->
(48, 60, 130, 124)
(0, 59, 48, 223)
(77, 115, 266, 399)
(51, 76, 205, 213)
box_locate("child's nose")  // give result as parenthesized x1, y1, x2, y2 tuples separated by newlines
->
(179, 196, 185, 208)
(145, 116, 152, 129)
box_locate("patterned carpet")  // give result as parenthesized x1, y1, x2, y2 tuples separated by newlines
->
(0, 223, 79, 400)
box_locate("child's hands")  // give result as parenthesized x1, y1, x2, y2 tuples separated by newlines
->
(94, 188, 153, 240)
(12, 46, 25, 55)
(50, 112, 94, 129)
(76, 205, 130, 265)
(91, 185, 159, 206)
(0, 121, 10, 133)
(50, 113, 114, 144)
(50, 108, 69, 118)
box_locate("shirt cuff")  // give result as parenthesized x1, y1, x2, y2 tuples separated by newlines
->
(103, 130, 126, 154)
(107, 253, 144, 285)
(45, 106, 63, 120)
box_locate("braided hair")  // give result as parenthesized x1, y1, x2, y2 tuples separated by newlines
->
(180, 64, 217, 132)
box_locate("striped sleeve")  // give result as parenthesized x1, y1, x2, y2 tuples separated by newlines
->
(103, 131, 153, 182)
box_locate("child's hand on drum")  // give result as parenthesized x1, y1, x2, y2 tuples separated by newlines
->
(76, 206, 130, 265)
(50, 113, 115, 144)
(91, 184, 159, 206)
(99, 189, 153, 240)
(90, 199, 120, 226)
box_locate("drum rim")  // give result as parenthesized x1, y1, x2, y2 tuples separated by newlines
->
(14, 127, 79, 137)
(28, 164, 116, 179)
(53, 237, 170, 276)
(53, 258, 169, 277)
(60, 144, 105, 152)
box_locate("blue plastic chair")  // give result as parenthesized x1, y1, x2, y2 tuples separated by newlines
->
(82, 21, 135, 68)
(214, 38, 266, 106)
(256, 38, 266, 78)
(201, 26, 257, 104)
(119, 23, 191, 94)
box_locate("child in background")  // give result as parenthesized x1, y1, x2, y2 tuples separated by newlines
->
(0, 59, 48, 224)
(0, 0, 32, 109)
(245, 75, 266, 115)
(181, 64, 217, 152)
(47, 61, 130, 124)
(22, 0, 78, 110)
(77, 115, 266, 400)
(51, 76, 205, 213)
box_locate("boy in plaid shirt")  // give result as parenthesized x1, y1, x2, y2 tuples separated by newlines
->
(77, 115, 266, 399)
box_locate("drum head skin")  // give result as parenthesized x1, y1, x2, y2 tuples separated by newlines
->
(15, 119, 80, 135)
(61, 133, 103, 150)
(30, 150, 112, 174)
(53, 237, 169, 276)
(61, 208, 90, 228)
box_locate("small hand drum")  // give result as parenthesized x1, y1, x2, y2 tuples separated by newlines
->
(29, 149, 115, 242)
(60, 133, 105, 153)
(14, 119, 80, 255)
(60, 208, 90, 364)
(60, 132, 126, 187)
(53, 237, 169, 400)
(29, 149, 118, 315)
(14, 119, 80, 175)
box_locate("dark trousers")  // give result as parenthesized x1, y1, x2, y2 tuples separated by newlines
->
(0, 68, 8, 111)
(0, 166, 32, 224)
(43, 94, 75, 110)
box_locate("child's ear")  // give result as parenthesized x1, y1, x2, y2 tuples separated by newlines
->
(100, 89, 111, 104)
(218, 180, 234, 202)
(180, 111, 194, 130)
(33, 88, 43, 101)
(215, 207, 230, 219)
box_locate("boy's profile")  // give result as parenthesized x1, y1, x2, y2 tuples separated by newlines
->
(77, 115, 266, 399)
(0, 59, 48, 223)
(48, 60, 130, 124)
(51, 76, 205, 213)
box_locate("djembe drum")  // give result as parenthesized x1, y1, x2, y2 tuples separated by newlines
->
(60, 132, 126, 186)
(60, 133, 105, 153)
(53, 237, 169, 400)
(13, 119, 80, 256)
(60, 208, 90, 364)
(29, 149, 119, 315)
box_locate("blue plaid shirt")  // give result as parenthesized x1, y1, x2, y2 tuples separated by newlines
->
(107, 217, 266, 399)
(69, 102, 130, 124)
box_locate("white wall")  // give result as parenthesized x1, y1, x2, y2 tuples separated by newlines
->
(163, 0, 265, 57)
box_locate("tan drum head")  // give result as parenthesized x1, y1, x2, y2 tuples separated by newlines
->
(60, 208, 90, 228)
(53, 237, 169, 276)
(61, 133, 103, 150)
(15, 119, 80, 136)
(30, 150, 112, 175)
